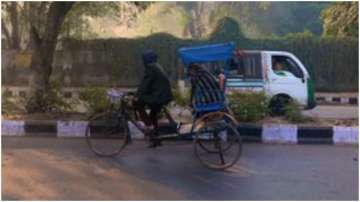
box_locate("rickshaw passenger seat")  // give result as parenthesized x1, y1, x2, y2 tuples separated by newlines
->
(194, 103, 225, 113)
(193, 88, 226, 113)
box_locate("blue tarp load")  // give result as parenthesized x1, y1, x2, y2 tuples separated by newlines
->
(178, 42, 235, 66)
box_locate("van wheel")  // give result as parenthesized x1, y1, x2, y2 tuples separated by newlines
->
(269, 95, 291, 116)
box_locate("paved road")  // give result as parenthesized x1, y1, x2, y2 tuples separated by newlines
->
(302, 105, 358, 119)
(2, 137, 358, 200)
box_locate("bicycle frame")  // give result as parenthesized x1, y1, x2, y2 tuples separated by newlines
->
(109, 91, 235, 143)
(114, 94, 198, 141)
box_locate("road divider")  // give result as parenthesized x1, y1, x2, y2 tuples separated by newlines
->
(1, 120, 358, 145)
(316, 96, 358, 105)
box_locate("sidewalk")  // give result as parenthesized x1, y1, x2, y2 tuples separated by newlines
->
(302, 105, 358, 119)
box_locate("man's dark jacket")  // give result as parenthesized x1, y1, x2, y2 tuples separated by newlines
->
(137, 62, 173, 105)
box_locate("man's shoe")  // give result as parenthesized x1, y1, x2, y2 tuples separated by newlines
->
(135, 121, 145, 128)
(136, 121, 154, 133)
(125, 137, 132, 145)
(147, 139, 162, 148)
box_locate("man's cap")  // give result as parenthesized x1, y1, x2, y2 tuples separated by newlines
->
(142, 49, 158, 65)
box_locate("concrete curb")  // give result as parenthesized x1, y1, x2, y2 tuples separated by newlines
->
(316, 96, 358, 105)
(1, 120, 358, 145)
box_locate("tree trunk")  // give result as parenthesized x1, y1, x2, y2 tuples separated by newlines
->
(9, 2, 20, 50)
(29, 2, 74, 91)
(1, 19, 12, 48)
(2, 2, 20, 49)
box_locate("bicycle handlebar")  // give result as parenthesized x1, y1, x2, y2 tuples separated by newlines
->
(106, 90, 137, 104)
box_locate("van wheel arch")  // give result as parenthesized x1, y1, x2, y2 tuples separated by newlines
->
(269, 94, 292, 116)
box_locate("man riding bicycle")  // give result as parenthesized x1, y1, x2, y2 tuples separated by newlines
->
(134, 50, 173, 148)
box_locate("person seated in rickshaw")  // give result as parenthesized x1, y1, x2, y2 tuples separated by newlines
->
(134, 50, 173, 148)
(188, 63, 225, 114)
(215, 67, 226, 91)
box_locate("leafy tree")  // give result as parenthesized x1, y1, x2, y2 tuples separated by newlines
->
(93, 2, 327, 39)
(3, 2, 150, 112)
(1, 2, 149, 48)
(28, 2, 75, 103)
(1, 2, 29, 50)
(60, 2, 150, 39)
(131, 2, 327, 39)
(220, 2, 326, 38)
(209, 16, 244, 41)
(321, 2, 358, 37)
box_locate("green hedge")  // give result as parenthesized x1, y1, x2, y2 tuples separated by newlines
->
(228, 91, 269, 122)
(2, 89, 17, 115)
(79, 87, 112, 115)
(63, 32, 358, 92)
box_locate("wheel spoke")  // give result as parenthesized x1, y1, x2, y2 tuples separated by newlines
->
(217, 139, 226, 165)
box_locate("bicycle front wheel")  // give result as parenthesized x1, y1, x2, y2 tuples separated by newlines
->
(193, 112, 242, 170)
(85, 111, 129, 157)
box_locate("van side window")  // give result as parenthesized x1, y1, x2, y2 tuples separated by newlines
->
(271, 55, 304, 78)
(228, 53, 262, 79)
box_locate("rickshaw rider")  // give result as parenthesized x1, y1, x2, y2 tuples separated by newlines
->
(134, 50, 173, 148)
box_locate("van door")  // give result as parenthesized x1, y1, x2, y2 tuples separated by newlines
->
(226, 52, 264, 93)
(269, 54, 308, 105)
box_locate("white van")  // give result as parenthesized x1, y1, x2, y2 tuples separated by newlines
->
(178, 43, 316, 114)
(225, 50, 316, 112)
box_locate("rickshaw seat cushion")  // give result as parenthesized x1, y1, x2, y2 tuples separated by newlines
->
(194, 103, 225, 112)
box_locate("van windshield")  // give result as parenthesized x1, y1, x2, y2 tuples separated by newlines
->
(271, 55, 304, 78)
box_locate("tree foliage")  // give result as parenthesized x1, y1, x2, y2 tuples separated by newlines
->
(71, 2, 150, 39)
(1, 2, 152, 49)
(209, 17, 244, 41)
(321, 2, 358, 38)
(1, 2, 33, 50)
(127, 2, 328, 39)
(61, 2, 119, 39)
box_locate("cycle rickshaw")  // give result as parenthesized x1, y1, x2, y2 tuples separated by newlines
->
(85, 42, 242, 170)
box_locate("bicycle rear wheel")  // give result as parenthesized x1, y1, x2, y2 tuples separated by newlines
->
(85, 111, 129, 157)
(193, 112, 242, 170)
